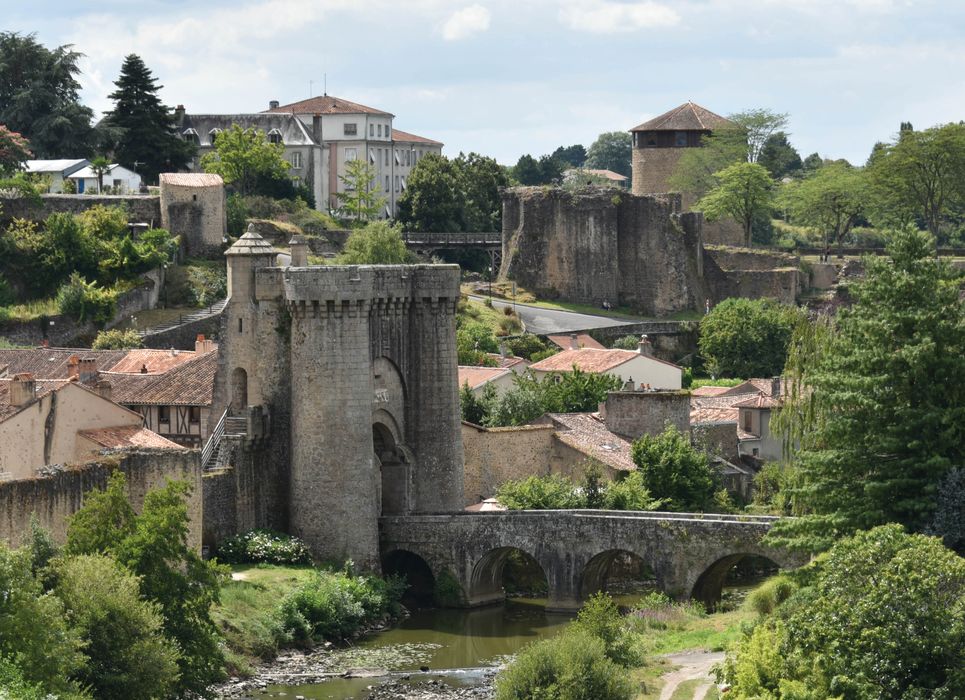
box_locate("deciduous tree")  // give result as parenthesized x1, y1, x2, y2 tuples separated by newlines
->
(200, 124, 289, 196)
(0, 32, 95, 158)
(698, 297, 800, 378)
(337, 220, 412, 264)
(0, 125, 32, 176)
(696, 161, 774, 246)
(758, 131, 802, 179)
(585, 131, 632, 177)
(630, 425, 719, 512)
(780, 162, 866, 257)
(336, 158, 385, 222)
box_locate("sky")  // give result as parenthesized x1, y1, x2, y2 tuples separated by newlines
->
(5, 0, 965, 165)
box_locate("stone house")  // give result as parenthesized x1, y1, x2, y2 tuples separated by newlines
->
(0, 339, 218, 449)
(457, 366, 516, 397)
(733, 391, 783, 461)
(177, 95, 443, 217)
(0, 372, 180, 480)
(528, 338, 683, 390)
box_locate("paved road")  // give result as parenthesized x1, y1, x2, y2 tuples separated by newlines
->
(468, 295, 640, 335)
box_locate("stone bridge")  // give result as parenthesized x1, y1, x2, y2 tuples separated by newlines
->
(380, 510, 805, 611)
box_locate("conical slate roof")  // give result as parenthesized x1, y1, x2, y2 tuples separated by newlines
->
(225, 225, 276, 256)
(630, 101, 731, 132)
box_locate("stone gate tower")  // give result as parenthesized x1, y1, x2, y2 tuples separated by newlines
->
(218, 228, 464, 570)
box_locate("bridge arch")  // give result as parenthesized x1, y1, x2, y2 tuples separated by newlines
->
(691, 552, 782, 611)
(382, 548, 436, 608)
(468, 546, 548, 608)
(580, 548, 657, 599)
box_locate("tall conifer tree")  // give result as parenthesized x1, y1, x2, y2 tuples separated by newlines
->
(103, 54, 193, 183)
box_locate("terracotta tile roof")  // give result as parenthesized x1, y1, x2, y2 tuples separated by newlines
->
(158, 173, 223, 187)
(458, 366, 512, 391)
(546, 333, 606, 351)
(529, 348, 637, 373)
(543, 413, 636, 472)
(691, 385, 730, 397)
(721, 379, 776, 396)
(104, 349, 203, 374)
(485, 354, 529, 370)
(631, 101, 731, 132)
(105, 351, 216, 406)
(265, 95, 392, 117)
(0, 349, 127, 380)
(78, 425, 184, 450)
(564, 168, 628, 182)
(732, 392, 783, 409)
(392, 129, 443, 146)
(690, 391, 760, 425)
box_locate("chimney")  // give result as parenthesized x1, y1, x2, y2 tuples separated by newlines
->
(94, 379, 112, 401)
(637, 334, 653, 357)
(289, 235, 309, 267)
(67, 355, 80, 379)
(269, 100, 280, 109)
(9, 373, 36, 407)
(771, 376, 782, 398)
(140, 364, 148, 374)
(174, 104, 185, 125)
(195, 334, 214, 354)
(78, 357, 98, 385)
(569, 333, 579, 350)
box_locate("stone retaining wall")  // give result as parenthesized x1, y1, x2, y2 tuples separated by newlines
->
(0, 194, 161, 225)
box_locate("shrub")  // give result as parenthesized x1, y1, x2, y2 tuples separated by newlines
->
(611, 334, 640, 350)
(216, 530, 313, 566)
(603, 471, 662, 511)
(496, 474, 583, 510)
(744, 575, 798, 616)
(573, 593, 641, 667)
(495, 628, 633, 700)
(91, 328, 143, 350)
(0, 273, 14, 306)
(164, 260, 227, 308)
(55, 273, 117, 325)
(631, 424, 719, 512)
(55, 554, 181, 700)
(503, 333, 549, 360)
(278, 568, 404, 643)
(226, 193, 248, 236)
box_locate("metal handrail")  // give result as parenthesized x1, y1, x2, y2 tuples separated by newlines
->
(201, 408, 228, 469)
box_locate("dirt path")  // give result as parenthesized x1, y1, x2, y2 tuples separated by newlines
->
(657, 650, 723, 700)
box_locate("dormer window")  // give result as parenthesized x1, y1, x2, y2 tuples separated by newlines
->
(267, 128, 282, 144)
(208, 128, 222, 145)
(182, 128, 200, 144)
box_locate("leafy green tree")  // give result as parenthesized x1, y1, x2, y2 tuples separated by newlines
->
(200, 124, 289, 196)
(459, 383, 487, 425)
(496, 474, 584, 509)
(868, 122, 965, 238)
(780, 162, 866, 257)
(697, 162, 774, 246)
(699, 297, 800, 378)
(103, 54, 194, 183)
(55, 554, 181, 700)
(65, 472, 228, 696)
(0, 125, 32, 176)
(722, 526, 965, 699)
(630, 425, 718, 511)
(603, 470, 662, 511)
(0, 32, 95, 158)
(758, 131, 802, 179)
(552, 144, 587, 168)
(455, 152, 510, 231)
(91, 328, 144, 350)
(397, 153, 463, 231)
(512, 153, 544, 185)
(456, 319, 499, 365)
(336, 158, 385, 222)
(801, 152, 823, 173)
(768, 227, 965, 553)
(730, 109, 789, 164)
(336, 220, 412, 264)
(929, 467, 965, 554)
(585, 131, 632, 177)
(0, 545, 86, 695)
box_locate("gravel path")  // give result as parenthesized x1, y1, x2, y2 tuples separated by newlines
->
(657, 650, 724, 700)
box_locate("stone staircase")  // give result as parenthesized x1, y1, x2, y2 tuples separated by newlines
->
(138, 298, 227, 338)
(201, 410, 248, 471)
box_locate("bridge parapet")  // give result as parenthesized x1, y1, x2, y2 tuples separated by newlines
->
(380, 510, 805, 611)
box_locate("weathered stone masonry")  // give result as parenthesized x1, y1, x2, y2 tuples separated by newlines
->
(214, 229, 464, 571)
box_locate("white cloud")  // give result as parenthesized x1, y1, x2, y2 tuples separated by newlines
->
(441, 4, 492, 41)
(559, 1, 680, 33)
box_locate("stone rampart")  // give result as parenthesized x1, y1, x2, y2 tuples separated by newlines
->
(0, 449, 202, 550)
(461, 422, 555, 505)
(706, 245, 799, 271)
(0, 194, 161, 225)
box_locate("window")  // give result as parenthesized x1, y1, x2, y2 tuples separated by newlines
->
(384, 149, 389, 166)
(290, 151, 302, 169)
(405, 150, 410, 166)
(377, 124, 382, 137)
(400, 176, 406, 191)
(394, 175, 399, 192)
(385, 175, 390, 191)
(267, 128, 282, 144)
(344, 123, 357, 136)
(369, 123, 374, 137)
(182, 128, 199, 145)
(208, 128, 222, 145)
(238, 318, 243, 333)
(345, 148, 357, 161)
(394, 150, 401, 165)
(369, 149, 376, 164)
(189, 406, 201, 424)
(743, 410, 752, 431)
(675, 131, 688, 147)
(159, 406, 171, 423)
